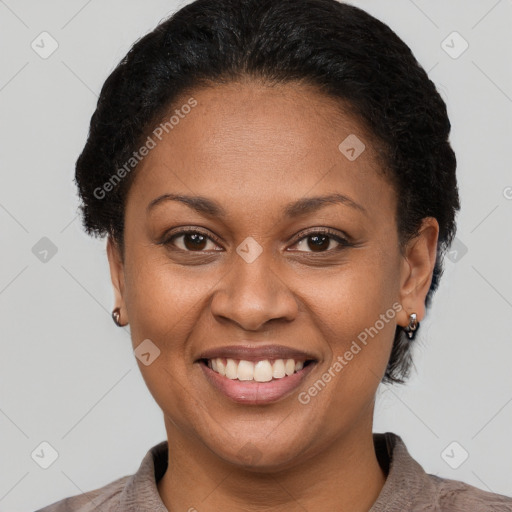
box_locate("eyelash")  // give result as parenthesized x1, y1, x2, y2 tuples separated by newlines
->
(160, 227, 352, 253)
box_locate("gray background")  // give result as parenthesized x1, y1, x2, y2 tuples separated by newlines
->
(1, 0, 511, 510)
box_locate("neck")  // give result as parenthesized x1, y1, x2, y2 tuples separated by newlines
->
(157, 418, 387, 512)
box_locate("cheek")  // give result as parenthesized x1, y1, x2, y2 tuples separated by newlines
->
(291, 268, 399, 450)
(303, 254, 400, 386)
(122, 252, 211, 427)
(123, 249, 209, 346)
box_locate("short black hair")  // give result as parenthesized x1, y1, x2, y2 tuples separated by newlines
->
(75, 0, 460, 383)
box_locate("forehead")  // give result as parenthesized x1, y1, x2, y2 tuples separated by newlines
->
(126, 81, 394, 222)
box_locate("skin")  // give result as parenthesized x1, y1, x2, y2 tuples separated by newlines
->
(106, 80, 439, 512)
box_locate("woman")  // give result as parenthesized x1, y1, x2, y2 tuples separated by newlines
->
(37, 0, 512, 510)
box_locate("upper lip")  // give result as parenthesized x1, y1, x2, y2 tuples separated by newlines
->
(196, 344, 318, 362)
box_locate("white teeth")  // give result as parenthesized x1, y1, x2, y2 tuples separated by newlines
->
(237, 360, 254, 381)
(285, 359, 295, 376)
(225, 358, 238, 379)
(254, 360, 273, 382)
(216, 359, 226, 376)
(272, 359, 286, 378)
(207, 357, 309, 381)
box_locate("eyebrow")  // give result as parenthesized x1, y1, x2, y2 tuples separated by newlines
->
(146, 192, 367, 218)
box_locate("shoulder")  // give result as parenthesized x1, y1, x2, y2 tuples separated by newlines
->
(374, 432, 512, 512)
(34, 440, 168, 512)
(34, 474, 129, 511)
(425, 473, 512, 512)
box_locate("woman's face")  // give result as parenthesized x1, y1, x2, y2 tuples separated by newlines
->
(107, 81, 438, 469)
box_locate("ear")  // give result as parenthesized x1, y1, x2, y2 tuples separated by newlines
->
(396, 217, 439, 329)
(106, 235, 128, 323)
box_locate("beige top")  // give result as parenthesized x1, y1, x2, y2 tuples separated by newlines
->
(36, 432, 512, 511)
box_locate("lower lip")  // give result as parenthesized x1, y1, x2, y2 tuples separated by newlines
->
(199, 361, 316, 404)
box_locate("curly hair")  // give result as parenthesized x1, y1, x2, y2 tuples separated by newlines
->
(75, 0, 460, 383)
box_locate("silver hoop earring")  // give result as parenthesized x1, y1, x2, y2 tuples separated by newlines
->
(404, 313, 419, 340)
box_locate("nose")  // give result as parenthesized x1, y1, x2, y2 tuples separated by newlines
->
(210, 248, 298, 331)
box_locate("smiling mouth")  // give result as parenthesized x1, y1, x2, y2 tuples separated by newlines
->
(200, 357, 315, 382)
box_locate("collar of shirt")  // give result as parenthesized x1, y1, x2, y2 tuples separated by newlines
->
(115, 432, 427, 511)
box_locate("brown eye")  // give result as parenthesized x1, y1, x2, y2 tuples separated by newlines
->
(163, 230, 222, 252)
(291, 229, 351, 253)
(306, 234, 331, 252)
(182, 233, 208, 251)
